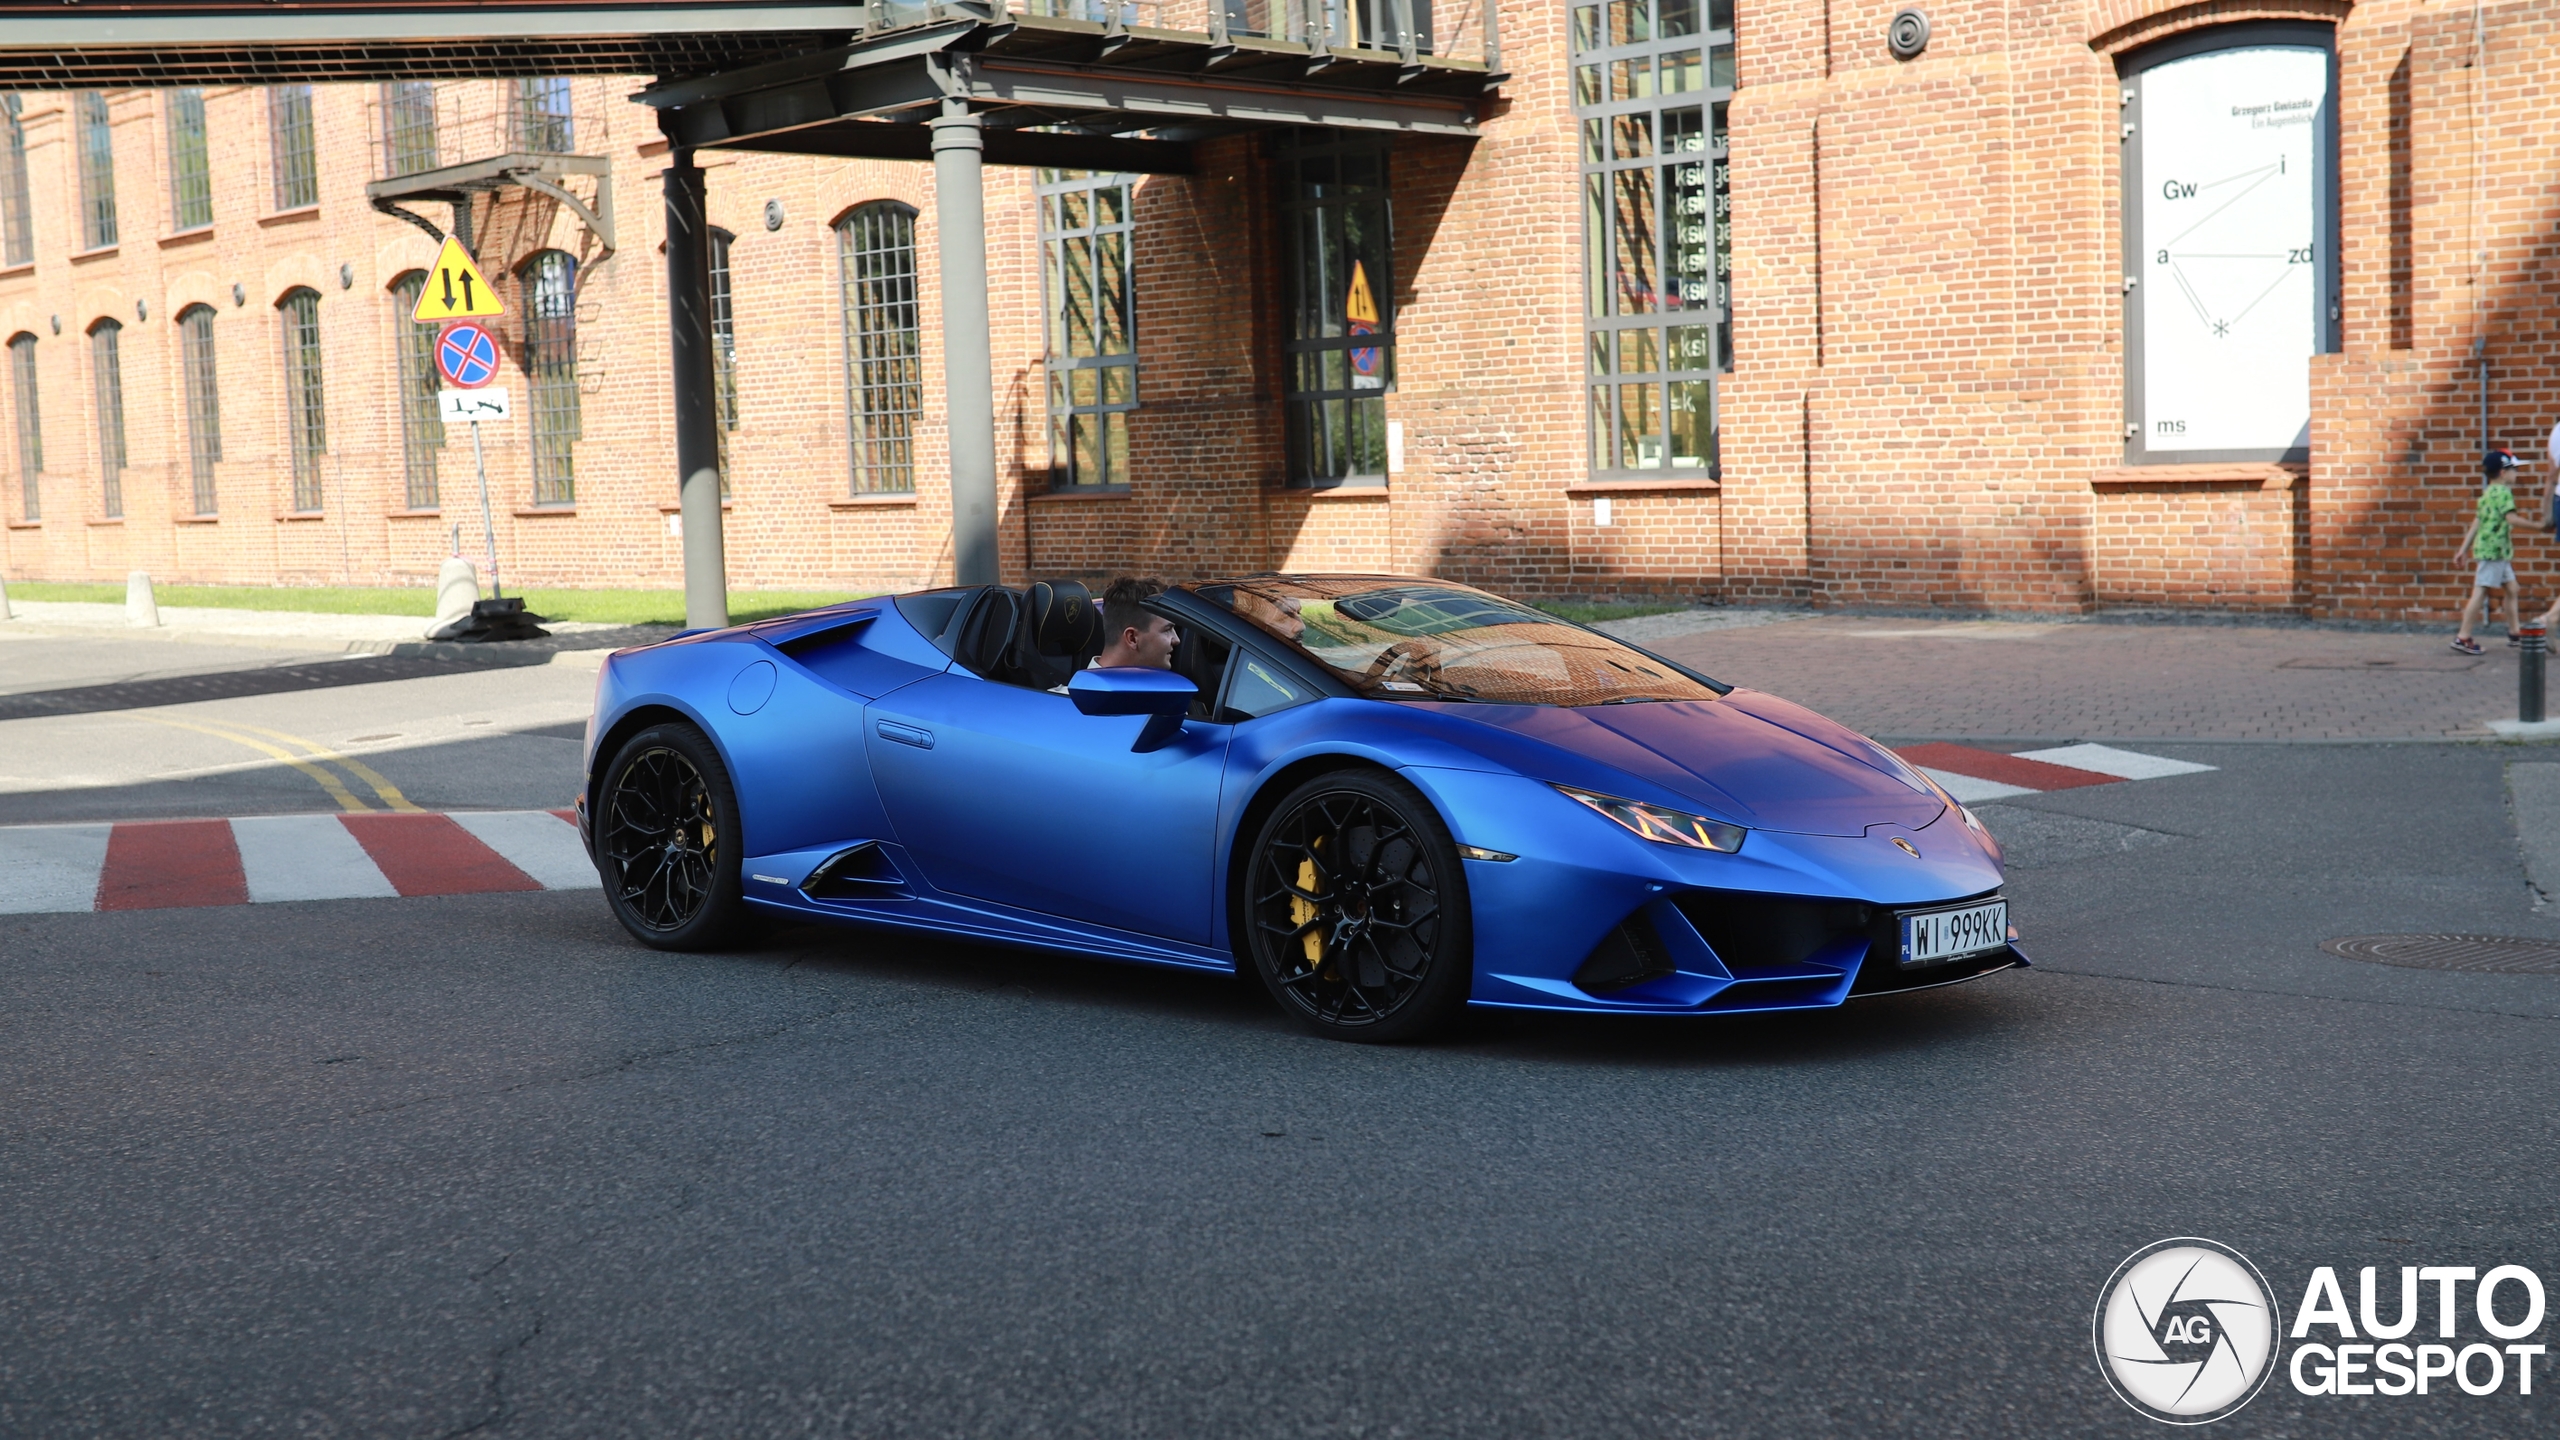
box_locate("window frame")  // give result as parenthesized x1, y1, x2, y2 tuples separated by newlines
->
(520, 249, 580, 507)
(7, 331, 38, 521)
(88, 317, 125, 517)
(277, 287, 327, 512)
(74, 91, 118, 251)
(1573, 0, 1734, 483)
(513, 77, 574, 153)
(268, 85, 318, 212)
(1038, 168, 1141, 492)
(178, 303, 221, 515)
(835, 201, 923, 496)
(380, 80, 438, 178)
(0, 95, 31, 266)
(166, 89, 211, 232)
(1278, 130, 1396, 489)
(390, 271, 446, 510)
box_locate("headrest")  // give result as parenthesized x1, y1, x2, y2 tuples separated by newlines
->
(1028, 580, 1099, 657)
(954, 588, 1022, 675)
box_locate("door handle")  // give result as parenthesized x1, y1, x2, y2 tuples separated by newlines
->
(875, 719, 934, 750)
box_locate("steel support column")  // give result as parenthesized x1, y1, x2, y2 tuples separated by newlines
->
(663, 148, 730, 629)
(932, 102, 999, 586)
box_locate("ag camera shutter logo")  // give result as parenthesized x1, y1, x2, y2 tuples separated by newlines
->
(2094, 1238, 2281, 1424)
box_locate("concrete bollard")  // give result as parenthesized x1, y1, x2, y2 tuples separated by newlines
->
(125, 570, 159, 628)
(0, 571, 13, 621)
(427, 557, 481, 639)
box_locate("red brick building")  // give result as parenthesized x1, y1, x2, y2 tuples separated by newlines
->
(1, 1, 2552, 618)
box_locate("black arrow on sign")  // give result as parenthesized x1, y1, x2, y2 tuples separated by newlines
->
(460, 271, 476, 311)
(440, 268, 456, 309)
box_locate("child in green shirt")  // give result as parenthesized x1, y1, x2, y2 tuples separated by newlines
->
(2454, 448, 2526, 655)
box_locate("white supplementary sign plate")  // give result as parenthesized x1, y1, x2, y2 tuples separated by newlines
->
(1900, 898, 2009, 968)
(438, 387, 511, 423)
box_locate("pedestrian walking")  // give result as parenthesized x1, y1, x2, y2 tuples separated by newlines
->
(2454, 448, 2526, 655)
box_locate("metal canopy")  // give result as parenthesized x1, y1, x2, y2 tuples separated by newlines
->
(0, 0, 871, 88)
(641, 9, 1494, 173)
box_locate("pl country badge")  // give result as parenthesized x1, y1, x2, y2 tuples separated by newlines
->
(2095, 1238, 2282, 1424)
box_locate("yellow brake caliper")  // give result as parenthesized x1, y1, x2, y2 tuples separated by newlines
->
(1292, 840, 1325, 967)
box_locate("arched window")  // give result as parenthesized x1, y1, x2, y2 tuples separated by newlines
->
(388, 271, 445, 509)
(277, 288, 326, 512)
(6, 332, 38, 521)
(177, 304, 220, 515)
(835, 202, 920, 495)
(87, 318, 125, 517)
(520, 249, 579, 506)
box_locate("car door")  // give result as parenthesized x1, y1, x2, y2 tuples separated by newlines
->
(864, 669, 1232, 944)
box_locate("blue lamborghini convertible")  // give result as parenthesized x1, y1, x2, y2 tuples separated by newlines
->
(575, 576, 2024, 1041)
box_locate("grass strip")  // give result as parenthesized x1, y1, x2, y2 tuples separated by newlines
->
(3, 582, 869, 627)
(1535, 601, 1698, 624)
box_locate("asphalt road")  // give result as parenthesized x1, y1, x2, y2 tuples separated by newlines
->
(4, 735, 2555, 1437)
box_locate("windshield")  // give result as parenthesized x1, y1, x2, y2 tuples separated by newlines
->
(1192, 578, 1727, 707)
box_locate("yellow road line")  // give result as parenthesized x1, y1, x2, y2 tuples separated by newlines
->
(197, 718, 424, 812)
(138, 717, 376, 813)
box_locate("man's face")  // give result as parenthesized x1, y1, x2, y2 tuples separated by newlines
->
(1119, 615, 1179, 669)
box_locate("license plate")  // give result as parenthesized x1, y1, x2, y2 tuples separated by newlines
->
(1899, 899, 2010, 968)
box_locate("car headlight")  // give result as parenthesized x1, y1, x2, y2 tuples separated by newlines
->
(1554, 785, 1746, 853)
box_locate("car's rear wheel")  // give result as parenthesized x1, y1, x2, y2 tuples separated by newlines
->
(1244, 769, 1471, 1042)
(597, 722, 747, 950)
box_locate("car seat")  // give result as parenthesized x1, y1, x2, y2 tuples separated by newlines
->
(1016, 580, 1100, 691)
(951, 587, 1027, 683)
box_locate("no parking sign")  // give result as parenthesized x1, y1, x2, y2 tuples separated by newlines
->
(435, 321, 499, 389)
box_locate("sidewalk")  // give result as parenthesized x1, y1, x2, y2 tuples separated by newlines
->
(1633, 612, 2546, 742)
(0, 599, 629, 652)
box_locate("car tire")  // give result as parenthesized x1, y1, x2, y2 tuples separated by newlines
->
(595, 722, 749, 951)
(1242, 768, 1472, 1043)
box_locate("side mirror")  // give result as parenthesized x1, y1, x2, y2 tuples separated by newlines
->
(1068, 667, 1196, 753)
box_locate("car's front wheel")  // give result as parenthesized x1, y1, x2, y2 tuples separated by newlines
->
(597, 722, 748, 950)
(1243, 769, 1472, 1042)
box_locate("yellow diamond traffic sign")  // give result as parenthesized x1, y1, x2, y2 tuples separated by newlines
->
(410, 237, 505, 321)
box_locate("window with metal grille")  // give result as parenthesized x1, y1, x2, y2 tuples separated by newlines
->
(709, 227, 737, 497)
(177, 304, 220, 515)
(7, 332, 37, 521)
(3, 96, 37, 266)
(521, 250, 579, 506)
(834, 203, 920, 495)
(277, 288, 326, 511)
(381, 81, 437, 177)
(269, 86, 317, 211)
(514, 78, 573, 153)
(75, 91, 117, 250)
(1038, 169, 1139, 490)
(166, 89, 211, 231)
(390, 271, 445, 510)
(1574, 0, 1733, 480)
(89, 319, 125, 517)
(1279, 132, 1393, 487)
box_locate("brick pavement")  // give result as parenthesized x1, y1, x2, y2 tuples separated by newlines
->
(1645, 614, 2545, 742)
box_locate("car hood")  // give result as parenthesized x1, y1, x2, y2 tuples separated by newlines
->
(1438, 689, 1944, 838)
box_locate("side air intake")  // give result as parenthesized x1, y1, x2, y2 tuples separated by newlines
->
(801, 842, 908, 901)
(1573, 911, 1678, 993)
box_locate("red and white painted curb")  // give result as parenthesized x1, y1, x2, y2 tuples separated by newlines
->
(1892, 742, 2215, 803)
(0, 810, 593, 915)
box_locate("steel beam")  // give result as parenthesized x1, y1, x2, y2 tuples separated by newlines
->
(709, 121, 1196, 173)
(662, 150, 731, 631)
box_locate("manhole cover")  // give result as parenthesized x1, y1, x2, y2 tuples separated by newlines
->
(2321, 934, 2560, 974)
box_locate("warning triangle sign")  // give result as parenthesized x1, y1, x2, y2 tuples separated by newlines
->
(411, 237, 506, 321)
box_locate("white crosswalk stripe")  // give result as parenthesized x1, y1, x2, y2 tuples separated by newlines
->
(0, 824, 113, 914)
(447, 810, 596, 890)
(231, 814, 398, 903)
(2008, 743, 2217, 781)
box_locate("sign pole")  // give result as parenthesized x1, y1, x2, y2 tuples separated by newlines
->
(470, 419, 502, 599)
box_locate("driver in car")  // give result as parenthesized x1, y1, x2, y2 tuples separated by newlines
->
(1053, 577, 1180, 693)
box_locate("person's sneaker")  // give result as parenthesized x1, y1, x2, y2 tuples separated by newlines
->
(2453, 636, 2486, 655)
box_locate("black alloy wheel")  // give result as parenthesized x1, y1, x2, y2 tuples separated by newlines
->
(598, 722, 748, 950)
(1244, 769, 1472, 1042)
